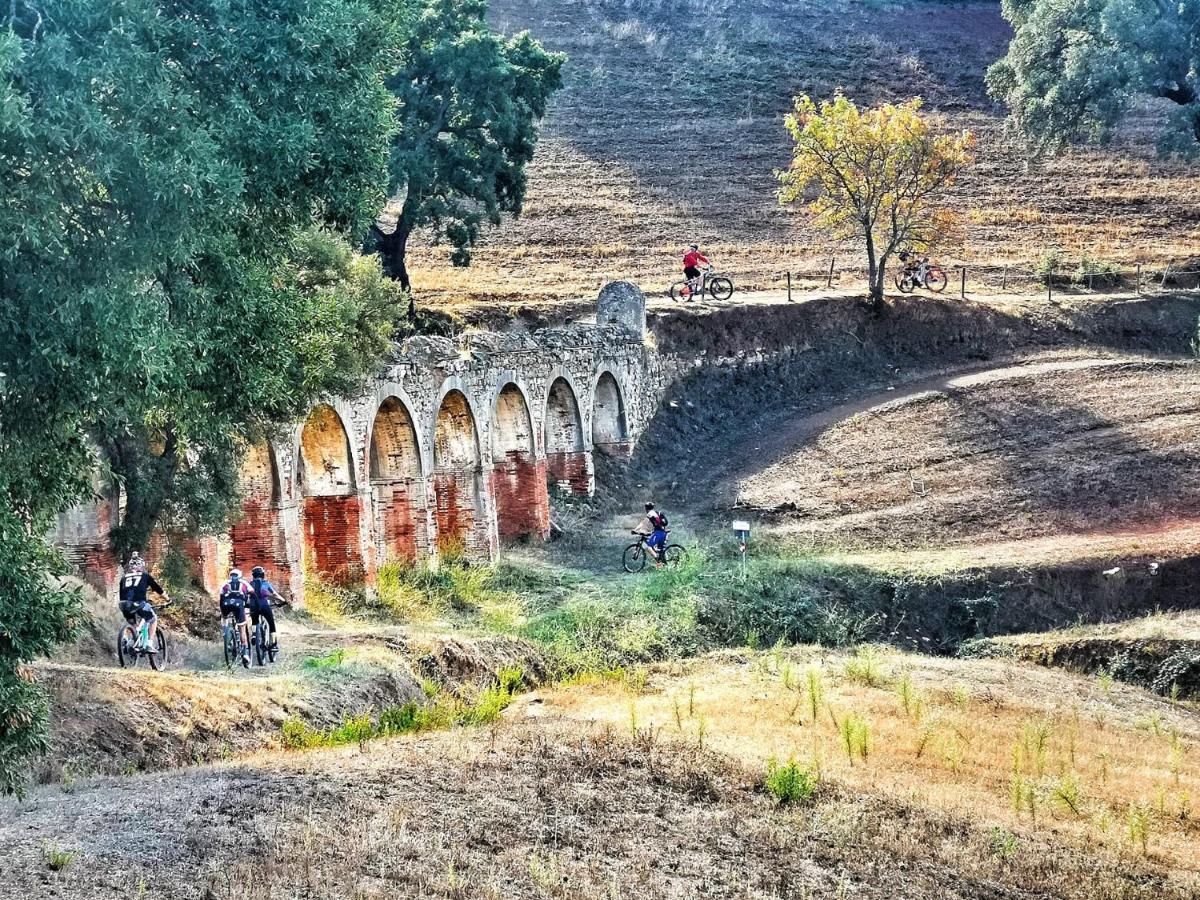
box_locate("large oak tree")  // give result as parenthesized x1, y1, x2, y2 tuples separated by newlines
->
(370, 0, 564, 292)
(988, 0, 1200, 155)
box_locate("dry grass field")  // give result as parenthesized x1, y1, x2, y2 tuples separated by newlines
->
(407, 0, 1200, 308)
(6, 648, 1196, 899)
(538, 647, 1200, 890)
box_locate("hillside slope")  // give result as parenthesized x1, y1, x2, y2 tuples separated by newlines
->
(410, 0, 1200, 307)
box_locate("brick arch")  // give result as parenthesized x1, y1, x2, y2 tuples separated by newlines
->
(544, 375, 593, 495)
(432, 388, 486, 555)
(491, 382, 549, 541)
(591, 370, 631, 457)
(298, 404, 361, 582)
(369, 397, 427, 564)
(229, 441, 294, 589)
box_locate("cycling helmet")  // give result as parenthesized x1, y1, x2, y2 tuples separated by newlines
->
(229, 568, 242, 580)
(127, 552, 145, 573)
(251, 566, 265, 578)
(645, 502, 655, 511)
(689, 244, 698, 251)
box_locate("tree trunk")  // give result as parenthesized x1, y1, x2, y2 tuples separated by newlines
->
(103, 428, 180, 564)
(864, 230, 884, 313)
(372, 216, 416, 318)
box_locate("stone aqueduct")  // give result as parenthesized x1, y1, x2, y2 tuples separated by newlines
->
(57, 284, 656, 603)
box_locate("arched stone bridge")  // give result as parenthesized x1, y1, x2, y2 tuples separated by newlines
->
(57, 284, 655, 603)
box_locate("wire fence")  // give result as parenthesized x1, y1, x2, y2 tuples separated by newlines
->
(767, 258, 1200, 302)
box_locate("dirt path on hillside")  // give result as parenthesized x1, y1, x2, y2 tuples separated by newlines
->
(716, 354, 1143, 507)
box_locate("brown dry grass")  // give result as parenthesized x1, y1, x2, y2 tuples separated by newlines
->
(4, 707, 1196, 899)
(406, 0, 1200, 309)
(536, 647, 1200, 887)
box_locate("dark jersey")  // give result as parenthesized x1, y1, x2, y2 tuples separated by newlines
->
(118, 571, 164, 606)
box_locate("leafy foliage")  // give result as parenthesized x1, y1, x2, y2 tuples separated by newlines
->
(988, 0, 1200, 156)
(764, 758, 819, 806)
(777, 95, 973, 307)
(0, 0, 404, 790)
(370, 0, 565, 288)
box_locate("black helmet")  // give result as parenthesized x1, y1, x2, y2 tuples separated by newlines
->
(645, 502, 654, 511)
(689, 244, 698, 251)
(252, 566, 265, 578)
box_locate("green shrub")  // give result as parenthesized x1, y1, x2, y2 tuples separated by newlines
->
(302, 648, 346, 670)
(764, 758, 819, 806)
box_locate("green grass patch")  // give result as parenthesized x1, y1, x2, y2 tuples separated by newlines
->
(764, 758, 819, 806)
(302, 648, 347, 670)
(281, 666, 525, 751)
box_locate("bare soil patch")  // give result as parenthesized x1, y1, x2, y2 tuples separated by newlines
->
(736, 359, 1200, 555)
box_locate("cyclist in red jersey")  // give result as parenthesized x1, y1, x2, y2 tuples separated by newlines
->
(682, 244, 710, 298)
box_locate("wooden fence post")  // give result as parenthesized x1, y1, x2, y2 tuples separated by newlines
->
(786, 271, 792, 303)
(960, 267, 966, 299)
(1136, 263, 1141, 295)
(1047, 267, 1054, 303)
(827, 257, 835, 289)
(1162, 258, 1174, 289)
(1001, 266, 1009, 292)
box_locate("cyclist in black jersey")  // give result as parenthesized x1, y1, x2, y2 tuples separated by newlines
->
(117, 553, 166, 653)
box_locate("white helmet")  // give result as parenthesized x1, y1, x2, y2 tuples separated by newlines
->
(229, 568, 242, 580)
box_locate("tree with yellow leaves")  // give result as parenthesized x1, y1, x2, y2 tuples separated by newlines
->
(778, 95, 974, 311)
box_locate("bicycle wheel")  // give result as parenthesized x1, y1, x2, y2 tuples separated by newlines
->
(669, 281, 689, 302)
(622, 543, 646, 573)
(895, 273, 915, 293)
(149, 631, 168, 671)
(254, 619, 269, 666)
(661, 544, 686, 567)
(117, 624, 137, 668)
(924, 267, 948, 293)
(708, 277, 734, 301)
(223, 624, 235, 669)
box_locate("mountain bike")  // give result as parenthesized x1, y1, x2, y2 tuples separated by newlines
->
(670, 266, 734, 302)
(223, 613, 251, 670)
(250, 597, 289, 666)
(116, 602, 171, 671)
(622, 531, 685, 573)
(895, 258, 948, 293)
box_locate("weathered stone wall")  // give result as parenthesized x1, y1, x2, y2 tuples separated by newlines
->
(59, 287, 657, 604)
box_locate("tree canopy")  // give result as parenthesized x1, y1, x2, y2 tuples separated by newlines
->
(778, 95, 973, 309)
(0, 0, 406, 790)
(370, 0, 565, 290)
(988, 0, 1200, 155)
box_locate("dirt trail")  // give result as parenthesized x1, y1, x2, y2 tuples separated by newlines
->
(722, 354, 1142, 506)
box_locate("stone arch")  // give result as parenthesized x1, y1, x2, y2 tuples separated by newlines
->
(369, 396, 427, 564)
(544, 375, 593, 495)
(432, 388, 486, 555)
(298, 404, 362, 582)
(591, 370, 631, 457)
(230, 440, 294, 589)
(491, 382, 549, 541)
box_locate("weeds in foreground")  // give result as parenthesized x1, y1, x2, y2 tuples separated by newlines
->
(42, 844, 75, 872)
(764, 758, 819, 806)
(302, 648, 346, 670)
(989, 827, 1019, 861)
(839, 713, 870, 764)
(804, 666, 824, 724)
(282, 667, 524, 751)
(1126, 801, 1152, 855)
(843, 646, 888, 688)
